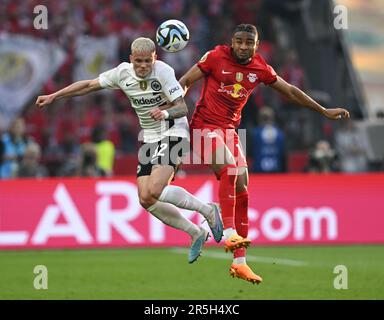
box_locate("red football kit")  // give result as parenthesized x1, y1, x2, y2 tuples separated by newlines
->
(190, 45, 277, 167)
(189, 45, 277, 245)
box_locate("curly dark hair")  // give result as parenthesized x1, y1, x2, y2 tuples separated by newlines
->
(232, 24, 258, 36)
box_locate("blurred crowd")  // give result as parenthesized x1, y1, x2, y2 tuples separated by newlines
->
(0, 0, 382, 178)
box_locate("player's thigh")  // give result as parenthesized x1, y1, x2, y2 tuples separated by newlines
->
(210, 143, 237, 175)
(148, 164, 175, 198)
(205, 131, 236, 172)
(137, 175, 153, 208)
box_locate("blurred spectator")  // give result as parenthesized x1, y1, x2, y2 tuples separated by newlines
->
(56, 131, 81, 177)
(277, 50, 308, 150)
(0, 118, 30, 179)
(17, 142, 48, 178)
(79, 142, 106, 177)
(335, 119, 368, 173)
(251, 107, 286, 173)
(376, 109, 384, 120)
(0, 133, 4, 171)
(91, 125, 115, 176)
(307, 140, 338, 173)
(280, 50, 306, 91)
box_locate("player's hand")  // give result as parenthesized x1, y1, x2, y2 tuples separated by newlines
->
(323, 108, 350, 120)
(36, 94, 55, 108)
(149, 107, 166, 121)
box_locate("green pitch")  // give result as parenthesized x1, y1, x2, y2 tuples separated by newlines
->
(0, 245, 383, 300)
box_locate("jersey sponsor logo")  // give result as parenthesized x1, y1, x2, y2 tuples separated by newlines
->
(139, 81, 147, 90)
(221, 70, 232, 74)
(151, 80, 162, 91)
(247, 73, 258, 83)
(132, 95, 162, 106)
(169, 86, 180, 95)
(218, 82, 249, 99)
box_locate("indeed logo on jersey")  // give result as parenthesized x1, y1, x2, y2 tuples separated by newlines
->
(218, 82, 249, 99)
(132, 95, 162, 106)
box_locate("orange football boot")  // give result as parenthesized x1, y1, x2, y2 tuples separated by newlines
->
(229, 263, 263, 285)
(224, 234, 251, 253)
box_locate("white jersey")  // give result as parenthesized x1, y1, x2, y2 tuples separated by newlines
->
(99, 60, 189, 143)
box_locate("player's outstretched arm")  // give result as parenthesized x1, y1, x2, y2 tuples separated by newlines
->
(149, 97, 188, 121)
(270, 76, 350, 120)
(36, 78, 103, 108)
(179, 64, 205, 95)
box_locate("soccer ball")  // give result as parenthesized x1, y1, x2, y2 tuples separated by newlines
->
(156, 19, 190, 53)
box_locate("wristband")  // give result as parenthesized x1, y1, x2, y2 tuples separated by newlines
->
(161, 110, 169, 119)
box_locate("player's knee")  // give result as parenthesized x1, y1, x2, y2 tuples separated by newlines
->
(139, 193, 156, 209)
(236, 183, 248, 193)
(149, 183, 165, 200)
(236, 178, 248, 193)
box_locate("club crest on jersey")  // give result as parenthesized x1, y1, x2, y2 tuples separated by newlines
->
(139, 81, 147, 91)
(247, 73, 257, 83)
(236, 72, 243, 82)
(151, 80, 162, 91)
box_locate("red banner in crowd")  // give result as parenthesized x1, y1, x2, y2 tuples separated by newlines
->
(0, 174, 383, 249)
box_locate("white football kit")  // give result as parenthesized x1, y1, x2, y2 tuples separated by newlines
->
(99, 60, 189, 143)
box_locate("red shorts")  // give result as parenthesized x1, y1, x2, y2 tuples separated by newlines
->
(189, 126, 248, 168)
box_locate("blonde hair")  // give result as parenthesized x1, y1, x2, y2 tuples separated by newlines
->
(131, 37, 156, 54)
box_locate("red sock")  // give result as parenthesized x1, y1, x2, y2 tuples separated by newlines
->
(218, 165, 237, 229)
(234, 189, 248, 258)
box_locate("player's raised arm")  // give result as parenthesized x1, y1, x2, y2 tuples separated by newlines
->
(179, 64, 205, 95)
(269, 76, 350, 120)
(149, 97, 188, 121)
(35, 78, 103, 108)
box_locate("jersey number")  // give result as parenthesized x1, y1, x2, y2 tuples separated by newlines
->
(152, 143, 168, 159)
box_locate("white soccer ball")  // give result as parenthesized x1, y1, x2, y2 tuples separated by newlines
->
(156, 19, 190, 53)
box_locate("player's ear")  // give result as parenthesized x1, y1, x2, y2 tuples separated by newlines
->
(255, 40, 260, 51)
(129, 54, 133, 63)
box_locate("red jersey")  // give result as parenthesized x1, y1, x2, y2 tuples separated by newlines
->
(190, 45, 277, 129)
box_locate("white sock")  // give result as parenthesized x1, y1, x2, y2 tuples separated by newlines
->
(233, 257, 246, 265)
(158, 185, 213, 219)
(147, 201, 200, 238)
(223, 228, 237, 240)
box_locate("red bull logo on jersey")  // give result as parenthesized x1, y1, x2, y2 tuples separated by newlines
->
(218, 82, 249, 99)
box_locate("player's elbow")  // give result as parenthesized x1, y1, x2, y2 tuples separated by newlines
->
(179, 77, 187, 90)
(173, 101, 188, 118)
(86, 79, 102, 93)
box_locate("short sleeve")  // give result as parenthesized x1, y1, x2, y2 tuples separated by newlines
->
(158, 64, 183, 102)
(99, 67, 120, 89)
(197, 49, 217, 75)
(261, 64, 278, 85)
